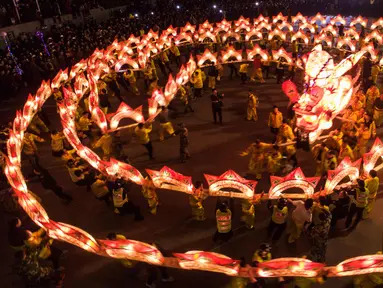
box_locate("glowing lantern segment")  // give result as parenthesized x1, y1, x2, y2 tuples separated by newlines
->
(201, 20, 214, 32)
(365, 30, 383, 45)
(363, 138, 383, 175)
(268, 29, 286, 41)
(282, 80, 299, 103)
(344, 28, 360, 41)
(105, 158, 145, 185)
(272, 47, 292, 63)
(221, 46, 243, 63)
(255, 21, 272, 32)
(350, 15, 368, 28)
(35, 80, 52, 107)
(101, 239, 164, 265)
(272, 12, 287, 24)
(337, 38, 357, 52)
(174, 251, 240, 276)
(114, 56, 140, 72)
(22, 94, 38, 124)
(330, 255, 383, 277)
(197, 49, 218, 66)
(164, 25, 177, 37)
(234, 16, 250, 27)
(269, 168, 320, 199)
(299, 22, 316, 34)
(278, 22, 294, 32)
(16, 192, 50, 228)
(234, 22, 251, 33)
(221, 31, 241, 43)
(164, 74, 178, 104)
(74, 73, 89, 97)
(314, 34, 333, 47)
(245, 28, 263, 42)
(175, 65, 190, 87)
(146, 166, 194, 193)
(361, 42, 378, 62)
(51, 68, 69, 89)
(310, 12, 326, 25)
(181, 22, 196, 34)
(174, 32, 194, 45)
(196, 31, 216, 43)
(204, 170, 257, 199)
(330, 14, 346, 25)
(216, 19, 231, 32)
(186, 56, 197, 78)
(46, 221, 101, 254)
(321, 24, 337, 36)
(5, 157, 26, 192)
(291, 12, 307, 24)
(108, 103, 144, 131)
(70, 59, 88, 79)
(371, 17, 383, 30)
(324, 157, 362, 194)
(247, 44, 269, 61)
(291, 30, 309, 45)
(258, 258, 325, 278)
(254, 14, 269, 24)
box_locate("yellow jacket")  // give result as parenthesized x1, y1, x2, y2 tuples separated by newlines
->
(366, 176, 379, 199)
(79, 116, 91, 131)
(372, 65, 380, 77)
(123, 71, 136, 83)
(51, 133, 65, 152)
(339, 144, 354, 161)
(134, 124, 152, 144)
(170, 46, 180, 56)
(239, 64, 249, 73)
(278, 124, 295, 141)
(248, 94, 258, 108)
(91, 179, 109, 198)
(268, 111, 283, 128)
(23, 133, 44, 155)
(94, 134, 113, 155)
(190, 70, 204, 89)
(312, 144, 328, 163)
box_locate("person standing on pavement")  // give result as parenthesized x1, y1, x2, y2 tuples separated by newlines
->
(363, 170, 379, 219)
(345, 179, 370, 230)
(211, 88, 224, 125)
(246, 89, 258, 121)
(267, 198, 288, 242)
(141, 177, 159, 215)
(207, 63, 218, 90)
(189, 181, 206, 221)
(268, 105, 283, 142)
(213, 202, 233, 243)
(145, 242, 174, 288)
(308, 210, 331, 263)
(22, 132, 44, 170)
(158, 106, 176, 142)
(239, 63, 249, 84)
(287, 198, 313, 243)
(175, 123, 190, 163)
(134, 122, 154, 160)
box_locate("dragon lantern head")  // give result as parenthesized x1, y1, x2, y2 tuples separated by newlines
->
(283, 45, 366, 143)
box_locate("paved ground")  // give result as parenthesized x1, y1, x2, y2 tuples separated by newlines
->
(1, 62, 383, 288)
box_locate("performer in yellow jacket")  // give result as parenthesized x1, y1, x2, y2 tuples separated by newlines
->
(338, 140, 354, 162)
(366, 85, 380, 114)
(267, 145, 282, 175)
(246, 90, 258, 121)
(311, 142, 328, 176)
(142, 177, 159, 215)
(123, 69, 140, 96)
(240, 140, 273, 179)
(50, 130, 65, 157)
(354, 122, 371, 158)
(134, 122, 154, 160)
(363, 170, 379, 219)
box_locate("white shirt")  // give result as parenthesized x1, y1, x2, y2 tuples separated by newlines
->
(291, 200, 312, 225)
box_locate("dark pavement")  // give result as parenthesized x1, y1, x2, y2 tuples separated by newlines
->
(1, 64, 383, 288)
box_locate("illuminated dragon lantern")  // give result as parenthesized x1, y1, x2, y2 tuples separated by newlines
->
(283, 45, 366, 142)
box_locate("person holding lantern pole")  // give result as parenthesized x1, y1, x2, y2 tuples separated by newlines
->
(267, 145, 282, 175)
(93, 133, 113, 159)
(354, 122, 371, 158)
(135, 122, 154, 160)
(323, 150, 338, 176)
(239, 63, 249, 84)
(363, 170, 379, 219)
(29, 114, 49, 135)
(225, 257, 256, 288)
(189, 181, 206, 221)
(287, 198, 313, 244)
(241, 199, 255, 230)
(190, 68, 205, 98)
(246, 89, 258, 121)
(240, 139, 273, 180)
(345, 179, 370, 230)
(158, 106, 176, 142)
(106, 233, 138, 271)
(123, 69, 140, 96)
(141, 177, 159, 215)
(267, 198, 288, 242)
(23, 132, 44, 170)
(214, 202, 233, 243)
(366, 84, 380, 114)
(311, 142, 329, 176)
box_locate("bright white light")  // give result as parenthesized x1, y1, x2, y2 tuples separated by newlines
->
(134, 13, 138, 17)
(219, 10, 223, 13)
(151, 12, 154, 15)
(256, 2, 259, 6)
(176, 5, 180, 9)
(213, 5, 217, 8)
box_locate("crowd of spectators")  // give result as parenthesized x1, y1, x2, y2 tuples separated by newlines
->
(0, 0, 382, 102)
